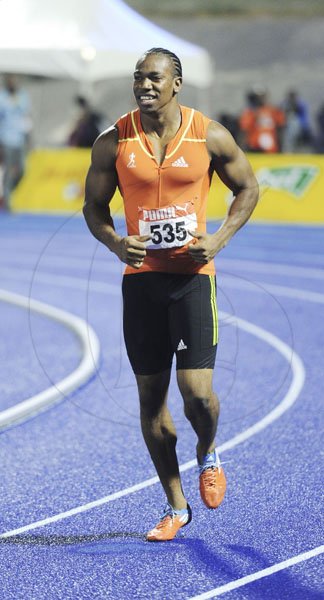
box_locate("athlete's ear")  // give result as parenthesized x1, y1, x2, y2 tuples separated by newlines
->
(173, 77, 182, 95)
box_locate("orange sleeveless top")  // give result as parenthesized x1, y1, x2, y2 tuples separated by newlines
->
(115, 105, 215, 275)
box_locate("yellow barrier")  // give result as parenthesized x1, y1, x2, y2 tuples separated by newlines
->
(11, 149, 324, 223)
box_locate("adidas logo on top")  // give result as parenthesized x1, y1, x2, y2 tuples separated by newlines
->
(177, 339, 188, 351)
(172, 156, 189, 167)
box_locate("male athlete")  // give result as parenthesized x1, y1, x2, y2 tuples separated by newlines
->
(83, 48, 259, 541)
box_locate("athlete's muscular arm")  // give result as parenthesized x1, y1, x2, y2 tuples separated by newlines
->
(188, 121, 259, 264)
(83, 127, 150, 269)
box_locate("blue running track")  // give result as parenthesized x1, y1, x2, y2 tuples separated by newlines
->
(0, 213, 323, 599)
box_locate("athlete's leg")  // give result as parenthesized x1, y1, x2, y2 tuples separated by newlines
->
(176, 368, 219, 464)
(122, 274, 187, 510)
(136, 369, 188, 511)
(177, 367, 226, 509)
(170, 274, 225, 509)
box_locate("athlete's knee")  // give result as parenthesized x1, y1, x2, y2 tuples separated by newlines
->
(139, 393, 164, 419)
(184, 393, 218, 420)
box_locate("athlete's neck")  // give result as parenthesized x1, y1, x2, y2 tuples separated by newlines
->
(140, 103, 181, 140)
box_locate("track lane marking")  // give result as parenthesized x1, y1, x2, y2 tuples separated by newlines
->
(188, 544, 324, 599)
(0, 289, 100, 430)
(0, 310, 305, 539)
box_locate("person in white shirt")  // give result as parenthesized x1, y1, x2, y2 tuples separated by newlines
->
(0, 74, 32, 209)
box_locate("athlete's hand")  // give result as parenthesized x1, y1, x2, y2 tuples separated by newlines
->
(115, 235, 151, 269)
(188, 231, 223, 263)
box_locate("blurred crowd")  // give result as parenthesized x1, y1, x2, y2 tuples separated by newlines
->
(219, 85, 324, 155)
(1, 74, 324, 210)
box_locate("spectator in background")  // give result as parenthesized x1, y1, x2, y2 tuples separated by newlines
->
(0, 74, 32, 209)
(281, 89, 313, 152)
(239, 85, 285, 153)
(68, 95, 101, 148)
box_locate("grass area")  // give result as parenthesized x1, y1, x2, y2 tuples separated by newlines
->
(126, 0, 324, 17)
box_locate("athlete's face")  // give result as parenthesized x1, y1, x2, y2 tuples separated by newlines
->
(133, 54, 182, 113)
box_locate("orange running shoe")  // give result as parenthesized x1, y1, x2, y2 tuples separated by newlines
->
(199, 449, 226, 509)
(146, 503, 192, 542)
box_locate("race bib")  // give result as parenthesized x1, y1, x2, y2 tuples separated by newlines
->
(138, 201, 198, 250)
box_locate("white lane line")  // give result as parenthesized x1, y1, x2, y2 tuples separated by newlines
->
(0, 289, 100, 430)
(180, 311, 305, 460)
(0, 310, 305, 539)
(0, 476, 161, 539)
(188, 545, 324, 599)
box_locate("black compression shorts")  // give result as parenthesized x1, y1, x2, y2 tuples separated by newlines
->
(122, 272, 218, 375)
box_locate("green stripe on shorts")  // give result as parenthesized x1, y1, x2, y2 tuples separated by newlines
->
(209, 275, 218, 345)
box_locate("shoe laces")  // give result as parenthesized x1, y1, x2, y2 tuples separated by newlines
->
(151, 505, 175, 532)
(200, 463, 221, 475)
(160, 504, 174, 520)
(200, 466, 219, 489)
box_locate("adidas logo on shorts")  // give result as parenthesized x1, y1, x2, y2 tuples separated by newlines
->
(177, 339, 188, 351)
(171, 156, 189, 168)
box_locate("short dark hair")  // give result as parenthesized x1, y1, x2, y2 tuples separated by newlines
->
(142, 48, 182, 79)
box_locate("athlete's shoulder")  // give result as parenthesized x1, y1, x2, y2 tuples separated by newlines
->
(91, 125, 119, 170)
(94, 124, 119, 147)
(206, 119, 235, 139)
(206, 120, 240, 159)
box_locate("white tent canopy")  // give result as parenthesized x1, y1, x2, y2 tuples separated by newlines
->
(0, 0, 213, 88)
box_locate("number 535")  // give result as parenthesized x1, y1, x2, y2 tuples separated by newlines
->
(150, 221, 186, 245)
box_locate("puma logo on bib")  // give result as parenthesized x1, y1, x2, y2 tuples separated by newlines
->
(138, 201, 198, 250)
